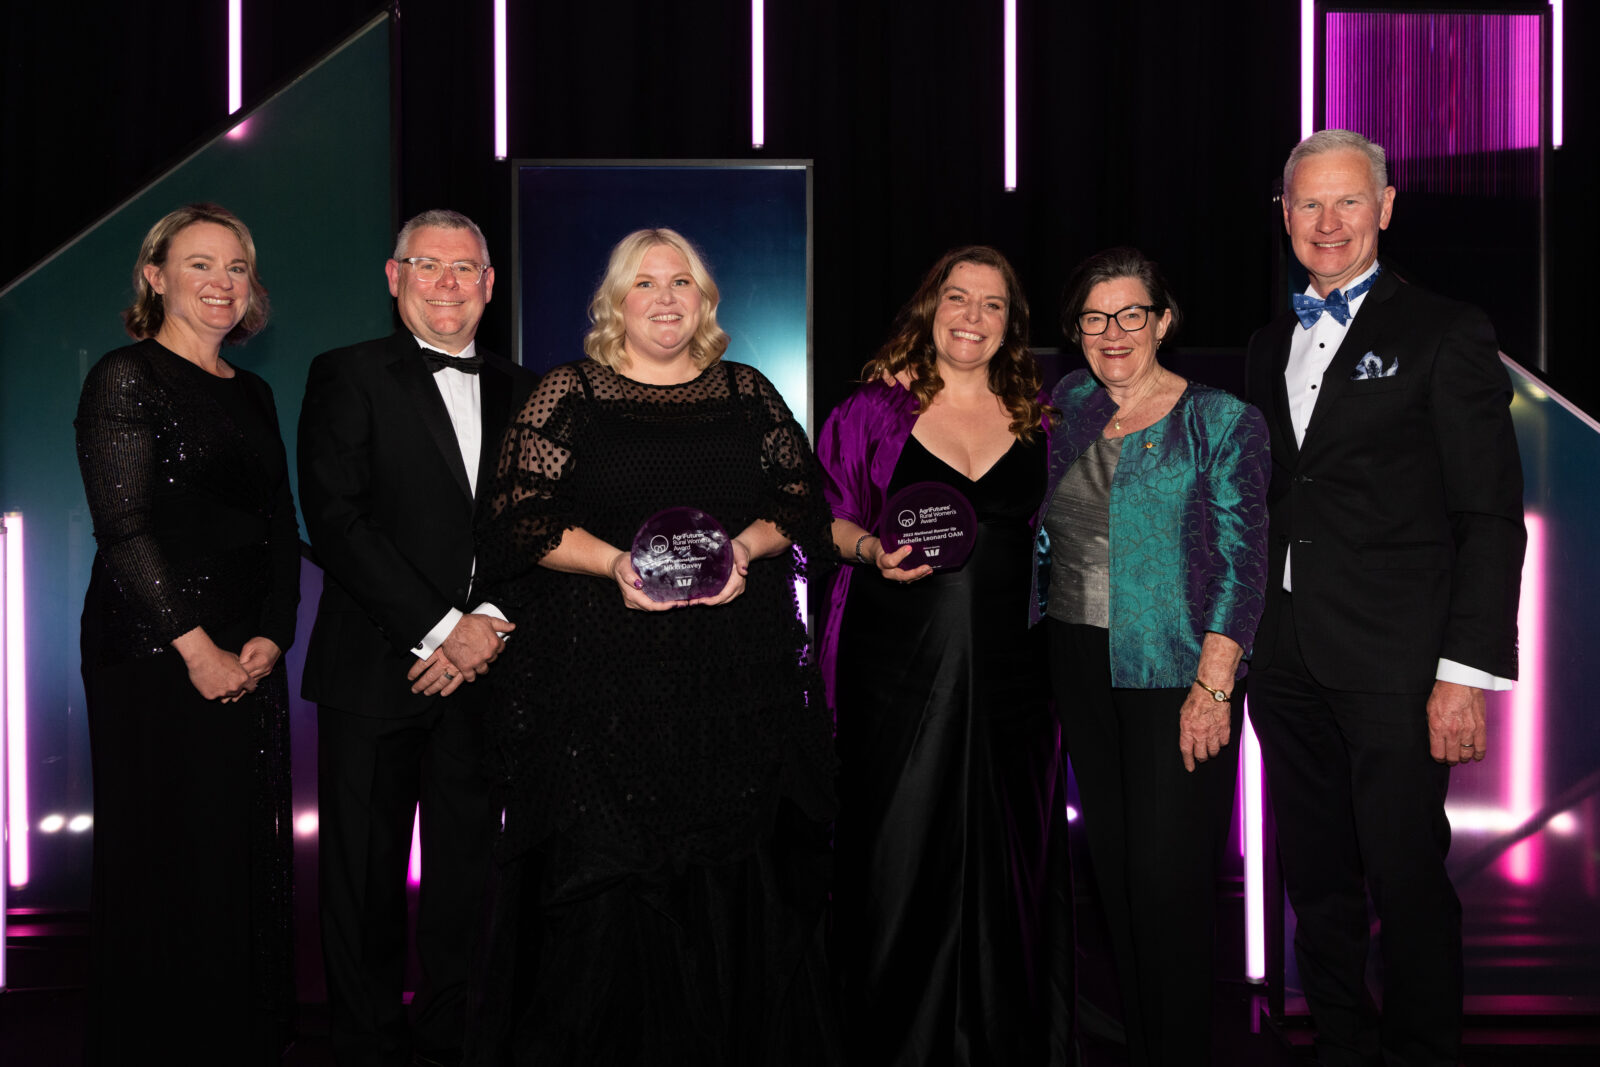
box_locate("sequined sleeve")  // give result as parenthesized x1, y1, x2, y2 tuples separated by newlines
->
(250, 375, 302, 653)
(75, 349, 202, 644)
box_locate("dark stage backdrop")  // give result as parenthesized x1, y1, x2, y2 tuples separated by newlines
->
(7, 2, 1592, 417)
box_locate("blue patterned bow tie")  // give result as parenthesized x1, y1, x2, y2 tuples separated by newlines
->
(1292, 267, 1381, 329)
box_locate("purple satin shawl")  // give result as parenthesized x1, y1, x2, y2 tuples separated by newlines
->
(815, 381, 920, 706)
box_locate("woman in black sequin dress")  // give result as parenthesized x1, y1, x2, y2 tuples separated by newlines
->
(469, 229, 839, 1065)
(74, 204, 299, 1061)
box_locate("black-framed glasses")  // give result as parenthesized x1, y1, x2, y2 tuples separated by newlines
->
(400, 257, 489, 285)
(1077, 304, 1160, 335)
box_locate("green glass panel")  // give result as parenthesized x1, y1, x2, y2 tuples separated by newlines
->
(0, 14, 393, 908)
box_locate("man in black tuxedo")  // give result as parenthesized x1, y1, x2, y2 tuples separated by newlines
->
(299, 210, 536, 1066)
(1245, 130, 1524, 1067)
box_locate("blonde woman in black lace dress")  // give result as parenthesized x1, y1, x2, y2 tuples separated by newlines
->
(74, 204, 298, 1061)
(469, 228, 839, 1065)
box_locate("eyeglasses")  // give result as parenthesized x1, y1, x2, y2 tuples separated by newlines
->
(1077, 304, 1160, 336)
(400, 257, 489, 285)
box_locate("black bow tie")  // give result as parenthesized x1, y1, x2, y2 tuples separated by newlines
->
(422, 349, 483, 374)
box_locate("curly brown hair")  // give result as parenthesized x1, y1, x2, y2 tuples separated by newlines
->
(861, 245, 1047, 439)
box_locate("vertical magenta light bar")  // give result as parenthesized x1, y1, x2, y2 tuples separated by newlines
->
(1242, 706, 1266, 981)
(1300, 0, 1316, 138)
(226, 0, 248, 139)
(228, 0, 243, 114)
(3, 514, 27, 889)
(1003, 0, 1017, 190)
(493, 0, 508, 159)
(751, 0, 765, 148)
(409, 804, 422, 885)
(1504, 512, 1546, 884)
(1552, 0, 1564, 147)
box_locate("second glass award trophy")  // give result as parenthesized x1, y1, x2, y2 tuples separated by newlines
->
(878, 481, 978, 571)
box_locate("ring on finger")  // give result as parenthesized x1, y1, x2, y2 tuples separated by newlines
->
(443, 670, 455, 682)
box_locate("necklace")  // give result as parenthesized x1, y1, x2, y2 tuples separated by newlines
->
(1111, 373, 1164, 432)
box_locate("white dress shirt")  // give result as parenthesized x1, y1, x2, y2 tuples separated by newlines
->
(406, 336, 507, 659)
(1281, 265, 1510, 691)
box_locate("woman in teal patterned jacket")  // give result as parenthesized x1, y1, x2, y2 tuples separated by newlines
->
(1031, 247, 1268, 1066)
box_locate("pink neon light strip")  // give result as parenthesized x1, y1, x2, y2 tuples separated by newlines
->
(1003, 0, 1017, 190)
(408, 804, 422, 885)
(228, 0, 242, 114)
(1504, 512, 1545, 884)
(1553, 0, 1564, 147)
(1242, 704, 1266, 981)
(5, 514, 28, 888)
(751, 0, 765, 148)
(1300, 0, 1315, 139)
(493, 0, 508, 159)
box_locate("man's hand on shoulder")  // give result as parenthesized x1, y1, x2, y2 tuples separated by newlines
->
(1427, 680, 1487, 765)
(440, 612, 515, 677)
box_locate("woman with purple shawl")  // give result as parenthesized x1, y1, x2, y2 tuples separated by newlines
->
(817, 246, 1073, 1065)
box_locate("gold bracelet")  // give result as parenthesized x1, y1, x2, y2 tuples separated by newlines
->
(1194, 677, 1231, 703)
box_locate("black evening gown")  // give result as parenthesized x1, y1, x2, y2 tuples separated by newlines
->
(834, 433, 1072, 1066)
(469, 360, 841, 1066)
(75, 339, 299, 1062)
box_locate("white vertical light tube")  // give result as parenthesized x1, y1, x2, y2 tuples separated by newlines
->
(1242, 706, 1266, 982)
(1003, 0, 1018, 190)
(493, 0, 509, 159)
(751, 0, 766, 148)
(1300, 0, 1316, 139)
(3, 514, 27, 890)
(1552, 0, 1564, 148)
(228, 0, 243, 114)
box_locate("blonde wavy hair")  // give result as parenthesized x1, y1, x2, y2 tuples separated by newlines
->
(583, 228, 730, 371)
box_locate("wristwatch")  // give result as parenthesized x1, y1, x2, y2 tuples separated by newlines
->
(1194, 677, 1231, 703)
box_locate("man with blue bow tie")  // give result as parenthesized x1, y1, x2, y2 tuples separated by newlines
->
(1245, 130, 1526, 1067)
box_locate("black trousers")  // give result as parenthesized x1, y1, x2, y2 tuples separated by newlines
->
(1048, 621, 1242, 1067)
(1249, 595, 1461, 1067)
(318, 697, 495, 1067)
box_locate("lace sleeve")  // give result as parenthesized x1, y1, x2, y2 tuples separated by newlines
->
(476, 362, 588, 603)
(737, 364, 837, 579)
(74, 349, 202, 643)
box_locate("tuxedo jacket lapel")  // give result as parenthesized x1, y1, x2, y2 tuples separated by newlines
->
(386, 335, 475, 502)
(1302, 269, 1401, 449)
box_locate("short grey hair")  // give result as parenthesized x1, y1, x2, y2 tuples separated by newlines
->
(393, 209, 491, 265)
(1283, 129, 1389, 193)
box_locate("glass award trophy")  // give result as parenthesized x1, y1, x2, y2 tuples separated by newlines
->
(878, 481, 978, 571)
(631, 506, 734, 602)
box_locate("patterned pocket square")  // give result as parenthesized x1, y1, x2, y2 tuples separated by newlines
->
(1351, 352, 1399, 380)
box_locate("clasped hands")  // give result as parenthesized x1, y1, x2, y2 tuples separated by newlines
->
(177, 628, 281, 703)
(609, 537, 755, 612)
(408, 613, 516, 696)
